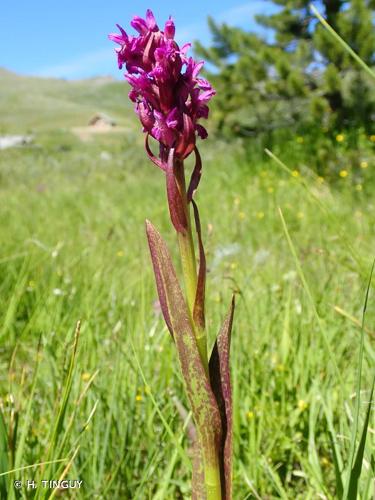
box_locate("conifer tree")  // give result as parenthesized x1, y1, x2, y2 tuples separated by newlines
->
(196, 1, 374, 136)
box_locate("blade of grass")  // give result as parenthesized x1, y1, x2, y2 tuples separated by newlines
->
(347, 379, 374, 499)
(0, 409, 9, 498)
(47, 445, 80, 500)
(278, 208, 343, 383)
(7, 339, 41, 500)
(333, 306, 375, 339)
(13, 339, 41, 470)
(262, 457, 289, 500)
(44, 321, 81, 464)
(36, 321, 81, 500)
(129, 339, 191, 469)
(265, 149, 367, 277)
(0, 458, 67, 478)
(310, 4, 375, 80)
(322, 400, 344, 498)
(151, 410, 192, 500)
(343, 260, 374, 499)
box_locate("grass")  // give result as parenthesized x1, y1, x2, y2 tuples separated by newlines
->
(0, 70, 374, 498)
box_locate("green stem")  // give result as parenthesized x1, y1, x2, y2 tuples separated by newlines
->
(173, 160, 220, 498)
(204, 460, 222, 500)
(174, 160, 208, 371)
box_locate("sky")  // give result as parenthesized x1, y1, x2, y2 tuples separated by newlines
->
(0, 0, 278, 79)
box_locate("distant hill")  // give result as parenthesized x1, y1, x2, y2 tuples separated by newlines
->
(0, 68, 133, 133)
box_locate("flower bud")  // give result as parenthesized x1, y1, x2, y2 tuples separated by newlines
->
(164, 18, 175, 39)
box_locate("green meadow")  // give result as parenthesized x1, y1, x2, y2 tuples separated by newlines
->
(0, 69, 374, 498)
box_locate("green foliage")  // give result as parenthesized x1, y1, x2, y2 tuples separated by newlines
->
(0, 71, 374, 499)
(196, 0, 375, 144)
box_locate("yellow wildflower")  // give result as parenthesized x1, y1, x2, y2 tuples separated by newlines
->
(339, 170, 348, 178)
(230, 262, 238, 270)
(336, 134, 345, 143)
(82, 372, 91, 382)
(296, 136, 304, 144)
(298, 399, 308, 411)
(135, 394, 143, 402)
(117, 250, 124, 257)
(360, 161, 368, 169)
(256, 211, 265, 220)
(292, 170, 300, 178)
(246, 411, 254, 420)
(370, 135, 375, 143)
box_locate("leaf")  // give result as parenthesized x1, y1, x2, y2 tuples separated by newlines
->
(323, 402, 344, 499)
(172, 398, 205, 500)
(192, 439, 206, 500)
(328, 430, 344, 500)
(347, 377, 375, 499)
(145, 220, 173, 336)
(145, 221, 223, 485)
(191, 199, 206, 331)
(344, 259, 374, 499)
(209, 297, 235, 500)
(0, 409, 8, 499)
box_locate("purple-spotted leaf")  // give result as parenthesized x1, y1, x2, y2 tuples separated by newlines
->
(145, 220, 223, 490)
(173, 398, 205, 500)
(165, 149, 188, 233)
(192, 199, 206, 331)
(146, 220, 173, 336)
(209, 297, 235, 500)
(192, 438, 206, 500)
(173, 396, 196, 444)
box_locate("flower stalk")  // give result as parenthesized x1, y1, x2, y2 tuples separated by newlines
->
(170, 156, 208, 371)
(169, 157, 198, 311)
(109, 10, 235, 498)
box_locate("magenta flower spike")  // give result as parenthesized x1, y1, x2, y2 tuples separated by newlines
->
(108, 10, 214, 164)
(109, 11, 234, 499)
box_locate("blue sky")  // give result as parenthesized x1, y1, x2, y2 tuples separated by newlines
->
(0, 0, 278, 79)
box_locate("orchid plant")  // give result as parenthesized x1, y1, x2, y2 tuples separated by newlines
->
(109, 10, 235, 499)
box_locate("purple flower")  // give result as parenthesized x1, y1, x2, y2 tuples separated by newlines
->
(164, 18, 175, 40)
(108, 10, 215, 160)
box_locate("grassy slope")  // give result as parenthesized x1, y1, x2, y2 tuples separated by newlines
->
(0, 70, 374, 499)
(0, 68, 133, 132)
